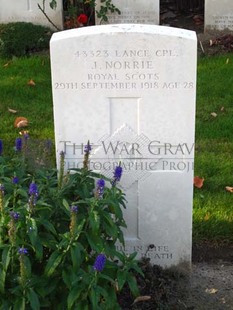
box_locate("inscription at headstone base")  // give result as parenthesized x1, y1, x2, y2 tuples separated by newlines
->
(50, 24, 197, 269)
(205, 0, 233, 31)
(0, 0, 63, 30)
(95, 0, 159, 25)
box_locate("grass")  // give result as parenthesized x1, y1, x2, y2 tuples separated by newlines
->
(0, 54, 233, 243)
(194, 54, 233, 242)
(0, 56, 54, 149)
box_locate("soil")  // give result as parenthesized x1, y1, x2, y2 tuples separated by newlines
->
(119, 243, 233, 310)
(119, 10, 233, 310)
(160, 6, 233, 57)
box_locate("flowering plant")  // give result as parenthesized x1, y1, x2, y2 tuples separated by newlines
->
(39, 0, 120, 30)
(63, 0, 120, 29)
(0, 138, 142, 309)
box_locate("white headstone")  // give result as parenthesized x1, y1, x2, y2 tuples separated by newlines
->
(0, 0, 63, 30)
(205, 0, 233, 31)
(50, 24, 197, 269)
(95, 0, 159, 25)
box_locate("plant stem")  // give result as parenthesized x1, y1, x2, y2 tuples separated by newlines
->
(37, 3, 61, 31)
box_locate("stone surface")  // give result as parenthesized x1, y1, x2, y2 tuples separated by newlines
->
(205, 0, 233, 31)
(0, 0, 63, 30)
(95, 0, 159, 25)
(50, 24, 197, 268)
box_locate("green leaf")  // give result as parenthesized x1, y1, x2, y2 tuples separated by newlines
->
(73, 301, 89, 310)
(27, 218, 43, 259)
(36, 277, 59, 298)
(45, 251, 63, 276)
(2, 196, 11, 209)
(2, 246, 11, 271)
(49, 0, 57, 10)
(94, 285, 110, 305)
(112, 203, 123, 219)
(23, 256, 32, 278)
(90, 287, 98, 310)
(101, 285, 120, 309)
(16, 188, 28, 198)
(127, 274, 139, 297)
(83, 183, 91, 197)
(27, 288, 40, 310)
(89, 210, 100, 233)
(27, 218, 38, 244)
(13, 298, 25, 310)
(128, 260, 144, 277)
(0, 267, 6, 293)
(71, 244, 82, 271)
(67, 285, 83, 309)
(86, 233, 103, 252)
(101, 213, 118, 238)
(62, 198, 71, 215)
(128, 251, 138, 260)
(0, 300, 11, 310)
(38, 218, 56, 235)
(98, 273, 115, 283)
(34, 240, 43, 261)
(117, 229, 125, 245)
(117, 269, 127, 290)
(75, 219, 86, 238)
(62, 269, 72, 288)
(113, 249, 125, 262)
(39, 232, 57, 249)
(101, 211, 114, 226)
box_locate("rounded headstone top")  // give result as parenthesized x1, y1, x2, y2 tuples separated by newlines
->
(51, 24, 197, 43)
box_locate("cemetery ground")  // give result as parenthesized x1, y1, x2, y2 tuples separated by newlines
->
(0, 36, 233, 310)
(161, 7, 233, 57)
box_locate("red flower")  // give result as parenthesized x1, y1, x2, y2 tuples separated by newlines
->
(77, 14, 88, 24)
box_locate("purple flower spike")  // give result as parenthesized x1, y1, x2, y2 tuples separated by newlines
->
(15, 138, 22, 152)
(113, 166, 123, 181)
(97, 179, 105, 188)
(12, 176, 19, 184)
(0, 184, 4, 193)
(96, 179, 105, 198)
(10, 211, 20, 221)
(112, 166, 123, 186)
(84, 144, 92, 154)
(18, 247, 28, 255)
(0, 139, 3, 155)
(70, 205, 78, 213)
(28, 183, 39, 208)
(29, 183, 38, 196)
(93, 254, 106, 272)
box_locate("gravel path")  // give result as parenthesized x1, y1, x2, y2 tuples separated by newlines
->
(120, 244, 233, 309)
(181, 260, 233, 310)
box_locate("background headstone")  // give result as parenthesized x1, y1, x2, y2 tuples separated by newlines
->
(205, 0, 233, 31)
(95, 0, 159, 25)
(50, 24, 197, 269)
(0, 0, 63, 30)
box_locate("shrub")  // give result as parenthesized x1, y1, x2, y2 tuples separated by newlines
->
(0, 22, 52, 57)
(0, 138, 142, 309)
